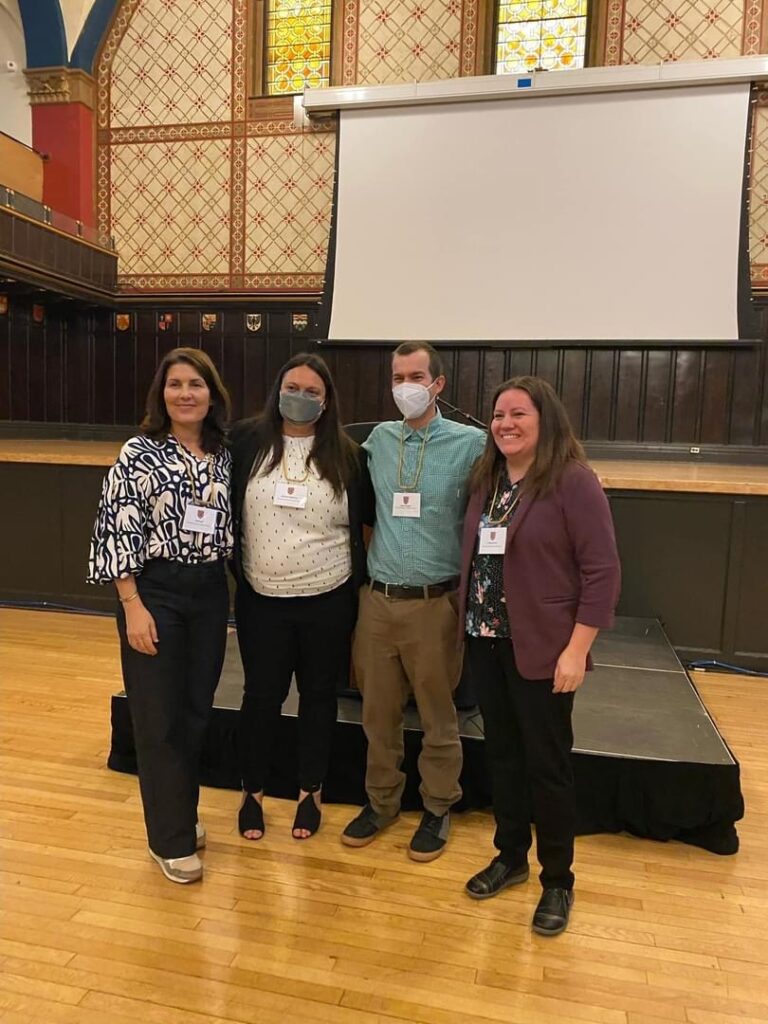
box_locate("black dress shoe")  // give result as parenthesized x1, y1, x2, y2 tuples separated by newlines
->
(465, 857, 530, 900)
(532, 887, 574, 936)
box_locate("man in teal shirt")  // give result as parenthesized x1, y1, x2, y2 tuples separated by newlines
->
(342, 342, 486, 860)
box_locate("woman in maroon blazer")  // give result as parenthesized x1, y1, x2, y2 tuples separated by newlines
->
(458, 375, 620, 936)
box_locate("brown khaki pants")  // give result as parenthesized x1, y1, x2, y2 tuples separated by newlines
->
(352, 585, 463, 817)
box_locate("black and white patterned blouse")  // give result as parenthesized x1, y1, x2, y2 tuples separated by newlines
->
(87, 434, 233, 584)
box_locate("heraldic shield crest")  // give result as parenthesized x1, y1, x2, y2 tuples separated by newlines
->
(115, 313, 131, 332)
(246, 313, 262, 332)
(202, 313, 217, 332)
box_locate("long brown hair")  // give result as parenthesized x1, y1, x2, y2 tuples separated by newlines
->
(141, 347, 230, 453)
(250, 352, 358, 496)
(469, 376, 586, 497)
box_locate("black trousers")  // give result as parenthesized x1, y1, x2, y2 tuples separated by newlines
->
(236, 577, 356, 794)
(116, 559, 228, 859)
(465, 636, 576, 890)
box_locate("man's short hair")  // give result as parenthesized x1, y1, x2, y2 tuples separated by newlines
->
(392, 341, 445, 381)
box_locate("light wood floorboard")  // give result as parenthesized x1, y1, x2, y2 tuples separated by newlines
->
(1, 608, 765, 1024)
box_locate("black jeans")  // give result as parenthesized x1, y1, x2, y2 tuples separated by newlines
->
(236, 577, 356, 794)
(465, 636, 576, 890)
(117, 558, 229, 859)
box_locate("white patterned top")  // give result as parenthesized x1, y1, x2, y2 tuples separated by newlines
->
(241, 435, 352, 598)
(87, 434, 233, 583)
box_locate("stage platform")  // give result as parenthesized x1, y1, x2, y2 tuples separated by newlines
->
(108, 615, 743, 855)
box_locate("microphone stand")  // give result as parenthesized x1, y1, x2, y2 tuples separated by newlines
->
(437, 396, 487, 430)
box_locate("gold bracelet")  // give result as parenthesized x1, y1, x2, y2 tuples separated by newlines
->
(119, 591, 140, 604)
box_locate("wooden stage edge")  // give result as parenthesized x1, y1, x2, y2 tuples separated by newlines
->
(2, 438, 768, 494)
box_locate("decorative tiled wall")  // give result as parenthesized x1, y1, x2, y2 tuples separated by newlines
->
(98, 0, 768, 294)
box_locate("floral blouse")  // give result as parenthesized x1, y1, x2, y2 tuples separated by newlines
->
(87, 434, 233, 584)
(465, 475, 522, 638)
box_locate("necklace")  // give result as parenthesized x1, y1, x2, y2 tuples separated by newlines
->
(486, 471, 522, 526)
(397, 419, 432, 490)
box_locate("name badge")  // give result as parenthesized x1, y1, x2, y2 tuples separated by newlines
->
(392, 492, 421, 518)
(479, 526, 507, 554)
(274, 481, 308, 508)
(182, 503, 218, 535)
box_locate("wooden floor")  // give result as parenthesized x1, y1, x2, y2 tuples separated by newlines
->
(1, 609, 767, 1024)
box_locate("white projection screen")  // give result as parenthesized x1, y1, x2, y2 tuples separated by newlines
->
(327, 83, 751, 341)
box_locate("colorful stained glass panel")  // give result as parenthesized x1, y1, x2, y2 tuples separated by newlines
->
(496, 0, 587, 75)
(265, 0, 332, 96)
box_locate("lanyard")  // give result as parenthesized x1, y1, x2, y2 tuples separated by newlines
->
(397, 420, 432, 490)
(486, 473, 522, 525)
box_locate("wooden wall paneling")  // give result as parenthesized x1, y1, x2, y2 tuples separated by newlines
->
(733, 500, 768, 658)
(42, 228, 57, 274)
(585, 348, 614, 439)
(44, 323, 64, 422)
(27, 221, 42, 266)
(64, 315, 93, 423)
(611, 492, 733, 653)
(221, 313, 246, 421)
(531, 347, 559, 389)
(178, 310, 200, 349)
(135, 314, 159, 415)
(730, 344, 762, 445)
(60, 466, 109, 606)
(478, 348, 506, 420)
(0, 464, 63, 596)
(242, 329, 269, 420)
(114, 321, 137, 426)
(9, 307, 29, 420)
(614, 349, 643, 441)
(669, 348, 701, 442)
(453, 347, 482, 425)
(0, 305, 10, 420)
(27, 318, 46, 422)
(641, 349, 673, 443)
(699, 348, 731, 445)
(505, 345, 535, 382)
(560, 347, 588, 437)
(93, 313, 116, 424)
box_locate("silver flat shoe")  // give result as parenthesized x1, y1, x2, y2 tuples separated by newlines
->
(149, 848, 203, 884)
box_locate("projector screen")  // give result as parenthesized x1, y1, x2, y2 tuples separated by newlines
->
(327, 84, 751, 341)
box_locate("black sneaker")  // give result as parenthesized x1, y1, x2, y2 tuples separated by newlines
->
(465, 857, 529, 899)
(532, 887, 574, 936)
(408, 810, 450, 862)
(341, 803, 399, 847)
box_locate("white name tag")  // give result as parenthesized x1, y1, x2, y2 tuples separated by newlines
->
(182, 503, 218, 535)
(274, 481, 308, 508)
(478, 526, 507, 554)
(392, 492, 421, 518)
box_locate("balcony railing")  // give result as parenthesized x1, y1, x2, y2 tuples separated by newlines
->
(0, 185, 115, 251)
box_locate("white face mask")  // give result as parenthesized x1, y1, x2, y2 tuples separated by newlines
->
(392, 381, 435, 420)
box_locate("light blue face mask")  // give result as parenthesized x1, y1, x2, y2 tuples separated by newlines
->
(279, 389, 324, 424)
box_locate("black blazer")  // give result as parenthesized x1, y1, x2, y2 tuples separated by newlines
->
(228, 419, 374, 591)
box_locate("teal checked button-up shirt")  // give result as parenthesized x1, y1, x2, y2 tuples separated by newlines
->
(364, 411, 487, 587)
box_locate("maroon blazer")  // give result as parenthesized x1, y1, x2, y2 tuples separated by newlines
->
(458, 462, 621, 680)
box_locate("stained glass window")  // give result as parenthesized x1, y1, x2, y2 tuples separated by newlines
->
(496, 0, 588, 75)
(265, 0, 332, 95)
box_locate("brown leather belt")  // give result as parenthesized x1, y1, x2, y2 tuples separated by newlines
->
(370, 578, 459, 600)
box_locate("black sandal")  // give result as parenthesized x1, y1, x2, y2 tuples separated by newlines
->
(238, 793, 265, 839)
(292, 792, 321, 839)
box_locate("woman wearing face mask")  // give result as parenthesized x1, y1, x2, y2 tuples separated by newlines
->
(230, 353, 374, 840)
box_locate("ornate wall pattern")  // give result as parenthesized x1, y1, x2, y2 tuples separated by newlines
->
(97, 0, 335, 294)
(98, 0, 768, 295)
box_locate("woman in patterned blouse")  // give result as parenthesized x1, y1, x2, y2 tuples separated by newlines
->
(457, 376, 620, 937)
(88, 347, 233, 885)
